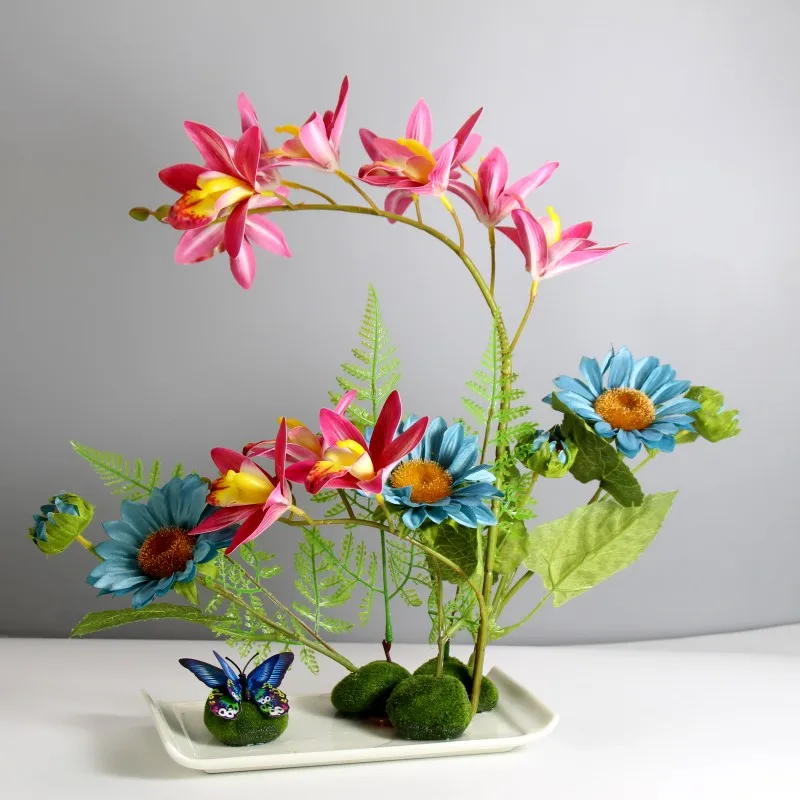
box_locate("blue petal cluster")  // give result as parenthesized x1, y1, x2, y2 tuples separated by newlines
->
(383, 416, 502, 530)
(87, 475, 237, 609)
(548, 346, 701, 458)
(32, 494, 80, 542)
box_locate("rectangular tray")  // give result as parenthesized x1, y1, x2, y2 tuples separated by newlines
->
(143, 666, 558, 773)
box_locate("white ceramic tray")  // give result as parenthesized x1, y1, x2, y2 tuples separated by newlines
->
(143, 666, 558, 773)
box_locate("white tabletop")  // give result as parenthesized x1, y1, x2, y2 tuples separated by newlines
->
(2, 626, 799, 798)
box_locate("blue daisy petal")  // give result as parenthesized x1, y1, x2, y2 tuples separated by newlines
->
(579, 357, 603, 396)
(655, 397, 702, 417)
(630, 356, 660, 390)
(425, 506, 450, 525)
(649, 379, 692, 405)
(554, 375, 597, 401)
(607, 347, 634, 388)
(402, 507, 428, 530)
(615, 430, 642, 458)
(437, 423, 465, 470)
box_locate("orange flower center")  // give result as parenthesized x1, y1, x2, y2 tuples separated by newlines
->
(594, 388, 656, 431)
(137, 526, 195, 579)
(390, 459, 453, 504)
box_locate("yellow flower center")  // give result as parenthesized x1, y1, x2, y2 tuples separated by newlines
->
(395, 138, 436, 183)
(594, 388, 656, 431)
(137, 526, 195, 579)
(390, 459, 453, 504)
(209, 469, 275, 507)
(545, 206, 561, 245)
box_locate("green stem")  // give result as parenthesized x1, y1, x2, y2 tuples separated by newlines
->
(488, 226, 497, 296)
(588, 486, 604, 504)
(337, 489, 357, 520)
(280, 180, 336, 205)
(509, 280, 539, 353)
(76, 534, 101, 559)
(494, 570, 534, 619)
(279, 516, 389, 532)
(441, 196, 465, 251)
(387, 541, 418, 601)
(493, 590, 553, 639)
(434, 560, 445, 678)
(335, 171, 380, 211)
(380, 531, 393, 656)
(413, 195, 422, 223)
(196, 574, 358, 673)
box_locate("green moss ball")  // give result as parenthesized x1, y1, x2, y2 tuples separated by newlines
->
(386, 674, 472, 740)
(203, 699, 289, 747)
(414, 656, 499, 713)
(330, 660, 411, 717)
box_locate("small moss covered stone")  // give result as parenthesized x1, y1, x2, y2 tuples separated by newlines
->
(203, 699, 289, 747)
(331, 661, 411, 717)
(386, 674, 472, 740)
(414, 656, 499, 713)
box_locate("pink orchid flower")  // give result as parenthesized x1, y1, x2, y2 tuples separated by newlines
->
(498, 207, 625, 280)
(267, 76, 349, 172)
(285, 390, 428, 496)
(357, 99, 482, 215)
(244, 391, 359, 464)
(189, 419, 292, 555)
(448, 147, 558, 227)
(159, 120, 291, 289)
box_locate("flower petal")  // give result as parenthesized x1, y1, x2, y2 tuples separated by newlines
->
(246, 214, 292, 257)
(299, 113, 337, 170)
(384, 189, 415, 221)
(579, 357, 604, 396)
(378, 416, 428, 470)
(233, 125, 262, 186)
(229, 238, 257, 289)
(607, 347, 634, 389)
(554, 374, 597, 401)
(405, 99, 433, 149)
(319, 408, 367, 451)
(505, 161, 558, 201)
(224, 200, 250, 259)
(329, 75, 349, 149)
(369, 390, 403, 459)
(159, 163, 205, 194)
(184, 121, 238, 175)
(477, 147, 508, 209)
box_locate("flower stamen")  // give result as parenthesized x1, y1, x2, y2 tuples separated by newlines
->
(594, 388, 656, 431)
(390, 459, 453, 504)
(137, 526, 194, 579)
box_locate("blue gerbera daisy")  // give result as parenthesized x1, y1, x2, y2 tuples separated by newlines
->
(547, 346, 701, 458)
(382, 417, 502, 530)
(87, 474, 237, 609)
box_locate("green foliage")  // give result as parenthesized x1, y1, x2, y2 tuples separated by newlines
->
(424, 522, 481, 584)
(29, 493, 94, 555)
(525, 492, 677, 607)
(293, 528, 376, 635)
(173, 580, 199, 605)
(551, 397, 644, 507)
(330, 661, 411, 717)
(204, 549, 292, 667)
(204, 699, 288, 747)
(684, 386, 741, 443)
(494, 519, 530, 575)
(329, 284, 401, 428)
(71, 603, 225, 637)
(386, 538, 429, 607)
(386, 674, 473, 740)
(414, 656, 498, 713)
(70, 441, 185, 502)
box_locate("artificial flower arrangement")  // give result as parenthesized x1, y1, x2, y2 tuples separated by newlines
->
(30, 76, 741, 746)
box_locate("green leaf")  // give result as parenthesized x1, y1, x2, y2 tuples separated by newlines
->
(685, 386, 741, 443)
(525, 492, 677, 606)
(551, 396, 644, 507)
(173, 580, 199, 605)
(70, 442, 178, 502)
(71, 603, 225, 637)
(425, 522, 480, 584)
(128, 206, 151, 221)
(494, 519, 530, 575)
(329, 284, 401, 428)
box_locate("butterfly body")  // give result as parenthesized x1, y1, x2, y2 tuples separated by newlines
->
(180, 650, 294, 720)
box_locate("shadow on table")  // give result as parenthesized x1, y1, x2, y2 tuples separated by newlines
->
(66, 713, 198, 780)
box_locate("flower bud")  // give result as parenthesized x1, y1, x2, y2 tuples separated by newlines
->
(29, 493, 94, 554)
(516, 427, 576, 478)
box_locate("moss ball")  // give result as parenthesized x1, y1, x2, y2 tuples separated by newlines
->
(203, 699, 289, 747)
(414, 656, 499, 713)
(330, 660, 411, 717)
(386, 674, 472, 740)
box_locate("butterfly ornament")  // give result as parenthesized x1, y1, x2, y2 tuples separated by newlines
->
(179, 650, 294, 720)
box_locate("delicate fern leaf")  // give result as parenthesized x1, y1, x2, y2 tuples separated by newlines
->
(299, 646, 320, 674)
(329, 284, 402, 427)
(171, 462, 185, 479)
(359, 553, 378, 625)
(71, 442, 165, 501)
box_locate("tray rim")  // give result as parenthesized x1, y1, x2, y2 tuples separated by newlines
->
(144, 665, 559, 773)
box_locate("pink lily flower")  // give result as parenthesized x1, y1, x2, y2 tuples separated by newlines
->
(236, 92, 281, 188)
(285, 390, 428, 496)
(159, 121, 291, 289)
(448, 147, 558, 227)
(498, 207, 625, 280)
(357, 99, 482, 214)
(267, 76, 349, 172)
(189, 419, 292, 555)
(244, 391, 359, 464)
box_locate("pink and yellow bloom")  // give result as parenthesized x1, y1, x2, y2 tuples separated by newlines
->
(358, 99, 482, 214)
(498, 207, 624, 280)
(285, 391, 428, 496)
(160, 119, 291, 289)
(189, 419, 292, 554)
(447, 147, 558, 227)
(268, 76, 349, 172)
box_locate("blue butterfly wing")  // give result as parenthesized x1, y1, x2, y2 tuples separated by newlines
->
(212, 650, 243, 701)
(178, 658, 228, 690)
(253, 686, 290, 717)
(247, 651, 295, 695)
(207, 688, 240, 720)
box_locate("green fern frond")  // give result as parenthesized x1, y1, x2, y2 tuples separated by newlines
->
(329, 284, 401, 428)
(70, 442, 169, 501)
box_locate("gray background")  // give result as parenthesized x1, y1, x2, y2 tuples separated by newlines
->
(1, 0, 797, 645)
